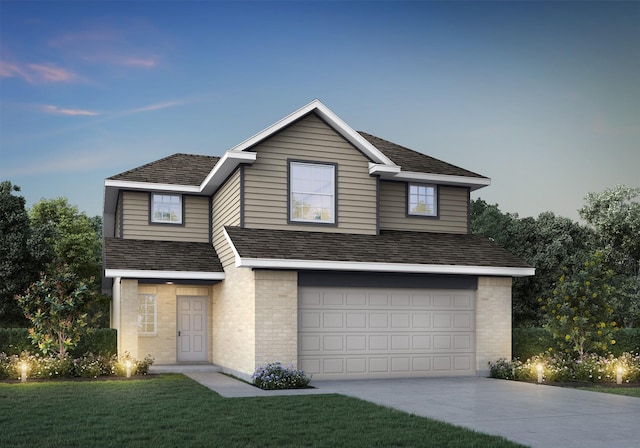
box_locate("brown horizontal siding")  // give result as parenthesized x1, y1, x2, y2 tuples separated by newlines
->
(121, 191, 210, 242)
(212, 169, 241, 268)
(243, 113, 377, 235)
(379, 181, 468, 234)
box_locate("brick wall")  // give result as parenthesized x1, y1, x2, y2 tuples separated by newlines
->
(254, 270, 298, 369)
(475, 276, 512, 375)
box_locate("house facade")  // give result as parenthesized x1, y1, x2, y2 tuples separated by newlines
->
(103, 100, 534, 380)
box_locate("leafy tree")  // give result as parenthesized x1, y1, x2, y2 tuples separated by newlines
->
(541, 252, 619, 359)
(471, 199, 594, 326)
(29, 198, 102, 280)
(14, 264, 103, 359)
(579, 185, 640, 327)
(0, 181, 52, 326)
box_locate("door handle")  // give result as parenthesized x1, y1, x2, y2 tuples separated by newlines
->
(178, 331, 181, 337)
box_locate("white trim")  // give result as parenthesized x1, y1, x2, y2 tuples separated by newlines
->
(104, 179, 200, 193)
(232, 256, 534, 277)
(223, 227, 243, 267)
(104, 269, 225, 280)
(390, 171, 491, 190)
(199, 150, 257, 195)
(368, 162, 401, 176)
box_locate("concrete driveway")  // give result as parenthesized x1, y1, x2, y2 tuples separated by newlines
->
(312, 377, 640, 448)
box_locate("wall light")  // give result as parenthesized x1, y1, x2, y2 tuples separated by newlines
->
(125, 360, 132, 378)
(617, 366, 624, 385)
(21, 361, 28, 383)
(536, 363, 544, 384)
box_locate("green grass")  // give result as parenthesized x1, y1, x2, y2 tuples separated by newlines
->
(0, 374, 524, 448)
(576, 386, 640, 398)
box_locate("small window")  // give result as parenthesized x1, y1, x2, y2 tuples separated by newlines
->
(290, 161, 336, 223)
(408, 184, 437, 216)
(151, 193, 182, 224)
(137, 294, 157, 335)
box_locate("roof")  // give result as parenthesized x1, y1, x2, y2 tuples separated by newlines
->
(358, 132, 487, 179)
(104, 237, 223, 276)
(224, 227, 534, 276)
(109, 153, 220, 186)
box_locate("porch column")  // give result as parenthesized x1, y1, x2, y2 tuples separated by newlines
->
(475, 276, 512, 376)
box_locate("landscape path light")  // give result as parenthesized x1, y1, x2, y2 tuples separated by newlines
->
(125, 360, 132, 378)
(617, 365, 624, 385)
(20, 360, 28, 383)
(536, 363, 544, 384)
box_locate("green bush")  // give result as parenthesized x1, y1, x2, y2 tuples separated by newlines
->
(489, 352, 640, 383)
(512, 327, 640, 360)
(0, 328, 116, 356)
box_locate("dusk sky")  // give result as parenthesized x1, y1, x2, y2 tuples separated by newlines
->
(1, 1, 638, 222)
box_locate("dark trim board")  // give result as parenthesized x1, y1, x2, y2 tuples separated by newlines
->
(298, 271, 478, 290)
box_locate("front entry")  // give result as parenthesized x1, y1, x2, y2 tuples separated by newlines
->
(177, 296, 208, 362)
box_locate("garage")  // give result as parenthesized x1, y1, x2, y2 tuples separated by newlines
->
(298, 286, 475, 380)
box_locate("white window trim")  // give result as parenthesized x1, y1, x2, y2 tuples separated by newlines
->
(137, 294, 157, 335)
(289, 161, 336, 224)
(408, 183, 437, 217)
(151, 193, 183, 224)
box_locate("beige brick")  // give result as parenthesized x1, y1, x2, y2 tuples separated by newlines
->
(476, 276, 512, 375)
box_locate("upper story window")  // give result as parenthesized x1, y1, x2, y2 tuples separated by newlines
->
(289, 161, 336, 224)
(151, 193, 183, 224)
(408, 183, 437, 217)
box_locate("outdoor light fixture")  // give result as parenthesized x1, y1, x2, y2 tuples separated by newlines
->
(20, 361, 27, 383)
(536, 364, 544, 384)
(125, 360, 132, 378)
(617, 366, 624, 385)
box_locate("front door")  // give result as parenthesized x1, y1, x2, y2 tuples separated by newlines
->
(177, 296, 208, 362)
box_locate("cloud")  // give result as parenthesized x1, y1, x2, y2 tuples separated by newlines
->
(0, 60, 78, 84)
(41, 105, 99, 116)
(80, 53, 159, 68)
(123, 100, 189, 115)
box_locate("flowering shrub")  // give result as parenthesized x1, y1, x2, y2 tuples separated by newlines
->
(489, 352, 640, 383)
(252, 362, 311, 390)
(0, 351, 154, 380)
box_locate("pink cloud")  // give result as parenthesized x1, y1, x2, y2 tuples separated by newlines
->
(0, 60, 78, 84)
(41, 105, 99, 116)
(121, 56, 158, 68)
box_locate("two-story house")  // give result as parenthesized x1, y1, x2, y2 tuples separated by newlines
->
(103, 100, 533, 380)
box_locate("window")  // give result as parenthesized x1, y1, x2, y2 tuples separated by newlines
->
(137, 294, 157, 335)
(289, 161, 336, 223)
(408, 184, 437, 216)
(151, 193, 182, 224)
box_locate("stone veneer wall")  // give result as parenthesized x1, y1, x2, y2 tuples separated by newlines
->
(254, 270, 298, 369)
(117, 279, 139, 359)
(475, 276, 512, 375)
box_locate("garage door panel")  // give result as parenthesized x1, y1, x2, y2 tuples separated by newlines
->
(299, 287, 475, 379)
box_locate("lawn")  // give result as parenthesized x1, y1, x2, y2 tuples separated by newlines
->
(0, 374, 524, 448)
(576, 386, 640, 398)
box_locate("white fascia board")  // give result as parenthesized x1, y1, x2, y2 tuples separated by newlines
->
(391, 171, 492, 190)
(104, 269, 225, 280)
(234, 257, 535, 277)
(200, 150, 257, 195)
(222, 227, 243, 267)
(104, 179, 201, 193)
(368, 162, 401, 176)
(227, 99, 397, 166)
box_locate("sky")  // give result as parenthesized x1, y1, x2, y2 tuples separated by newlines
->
(1, 1, 638, 222)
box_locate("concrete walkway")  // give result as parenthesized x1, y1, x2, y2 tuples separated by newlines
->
(152, 367, 640, 448)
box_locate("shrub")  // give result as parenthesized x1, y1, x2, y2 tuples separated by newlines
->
(111, 352, 155, 376)
(0, 328, 31, 355)
(489, 352, 640, 383)
(252, 362, 311, 390)
(0, 328, 117, 357)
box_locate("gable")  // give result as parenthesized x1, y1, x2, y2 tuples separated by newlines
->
(241, 113, 378, 235)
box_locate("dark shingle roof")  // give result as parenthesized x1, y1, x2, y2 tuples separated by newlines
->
(109, 154, 220, 186)
(224, 227, 530, 269)
(359, 132, 487, 179)
(104, 238, 223, 272)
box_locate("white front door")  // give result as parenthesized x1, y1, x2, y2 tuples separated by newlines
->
(177, 296, 208, 362)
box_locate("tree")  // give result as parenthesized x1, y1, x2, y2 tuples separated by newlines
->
(14, 264, 103, 358)
(579, 185, 640, 327)
(0, 181, 52, 326)
(541, 251, 618, 359)
(29, 198, 102, 280)
(471, 199, 594, 326)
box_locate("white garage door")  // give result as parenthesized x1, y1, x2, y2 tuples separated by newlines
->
(298, 287, 475, 380)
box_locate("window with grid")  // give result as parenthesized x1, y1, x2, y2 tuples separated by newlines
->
(151, 193, 182, 224)
(137, 294, 157, 335)
(408, 184, 437, 216)
(290, 161, 336, 223)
